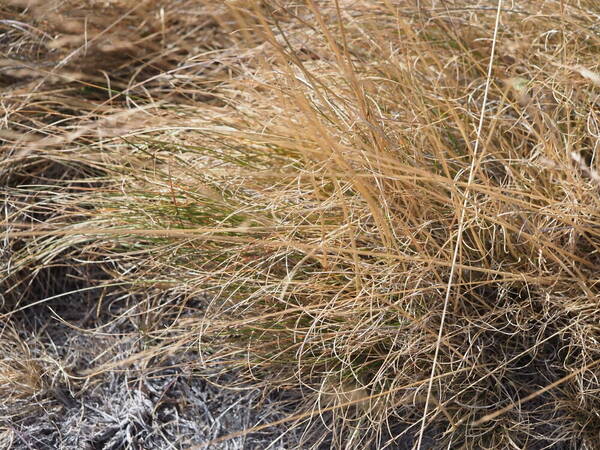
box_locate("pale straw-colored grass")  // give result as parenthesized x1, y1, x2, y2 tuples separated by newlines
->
(3, 1, 600, 448)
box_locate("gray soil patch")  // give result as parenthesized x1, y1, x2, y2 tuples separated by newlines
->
(1, 295, 301, 450)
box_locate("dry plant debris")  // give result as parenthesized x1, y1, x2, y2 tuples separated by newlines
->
(2, 0, 600, 449)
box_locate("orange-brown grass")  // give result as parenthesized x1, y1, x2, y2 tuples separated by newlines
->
(3, 0, 600, 448)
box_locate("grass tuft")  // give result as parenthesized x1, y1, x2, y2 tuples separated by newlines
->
(3, 0, 600, 448)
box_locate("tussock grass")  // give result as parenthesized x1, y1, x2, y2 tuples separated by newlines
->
(3, 0, 600, 448)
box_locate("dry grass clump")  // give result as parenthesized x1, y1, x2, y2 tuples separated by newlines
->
(0, 325, 47, 404)
(3, 0, 600, 448)
(1, 0, 238, 307)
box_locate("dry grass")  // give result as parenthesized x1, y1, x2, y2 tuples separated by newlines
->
(3, 0, 600, 448)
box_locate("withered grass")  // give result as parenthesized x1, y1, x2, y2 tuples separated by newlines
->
(2, 1, 600, 448)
